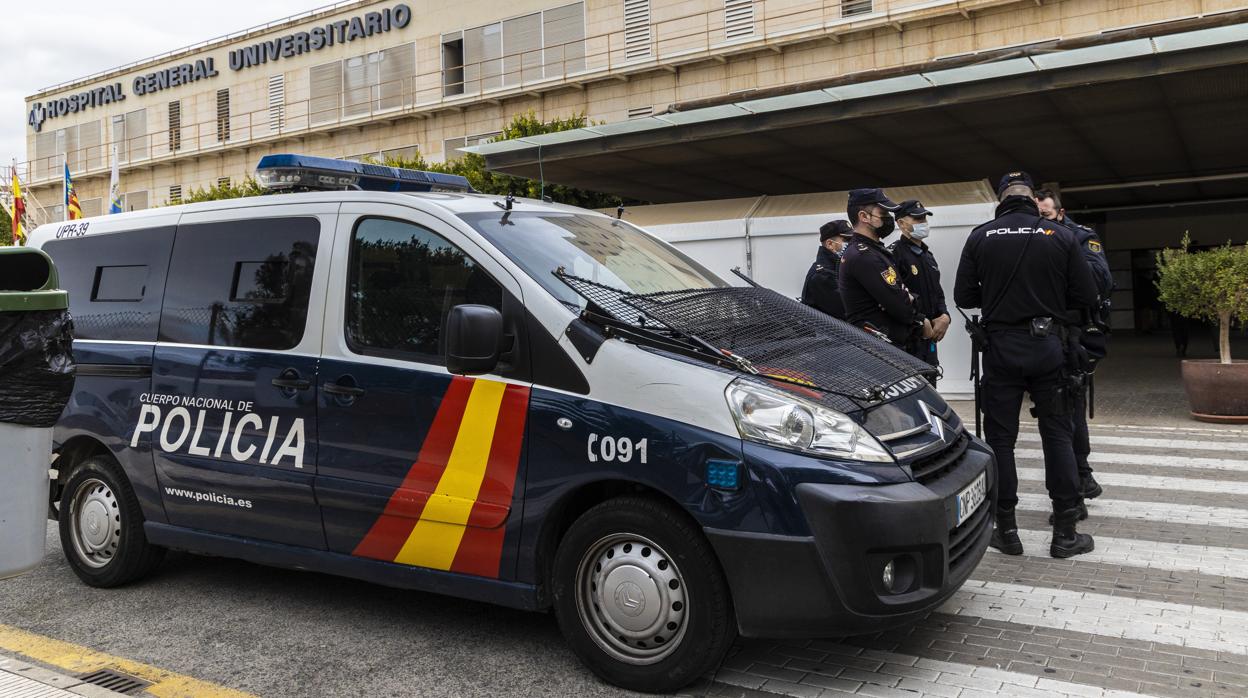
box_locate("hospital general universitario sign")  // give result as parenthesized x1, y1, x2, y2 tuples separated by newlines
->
(27, 3, 413, 133)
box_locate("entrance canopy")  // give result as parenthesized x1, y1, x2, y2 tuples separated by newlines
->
(467, 16, 1248, 210)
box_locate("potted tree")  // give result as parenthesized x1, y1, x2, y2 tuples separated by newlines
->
(1156, 235, 1248, 422)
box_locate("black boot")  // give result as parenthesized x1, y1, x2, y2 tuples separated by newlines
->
(1050, 504, 1095, 558)
(989, 508, 1023, 555)
(1081, 474, 1103, 499)
(1047, 500, 1087, 525)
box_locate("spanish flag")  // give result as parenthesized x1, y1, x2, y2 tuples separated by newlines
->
(11, 168, 24, 244)
(64, 163, 82, 221)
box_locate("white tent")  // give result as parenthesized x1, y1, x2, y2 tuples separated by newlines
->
(611, 181, 998, 399)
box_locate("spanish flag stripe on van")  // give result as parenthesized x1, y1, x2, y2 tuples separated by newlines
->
(350, 376, 474, 561)
(393, 379, 509, 568)
(451, 385, 530, 577)
(351, 377, 530, 578)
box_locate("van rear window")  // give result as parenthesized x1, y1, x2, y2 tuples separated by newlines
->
(43, 227, 175, 341)
(92, 265, 149, 302)
(160, 217, 318, 350)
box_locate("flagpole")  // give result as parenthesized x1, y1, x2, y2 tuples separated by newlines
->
(63, 153, 68, 222)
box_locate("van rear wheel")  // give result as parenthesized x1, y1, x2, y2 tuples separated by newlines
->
(552, 496, 735, 693)
(59, 455, 164, 587)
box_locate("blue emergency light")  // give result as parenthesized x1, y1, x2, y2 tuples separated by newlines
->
(255, 154, 475, 193)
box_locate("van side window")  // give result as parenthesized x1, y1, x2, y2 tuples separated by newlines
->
(43, 227, 175, 341)
(160, 217, 319, 350)
(346, 217, 502, 363)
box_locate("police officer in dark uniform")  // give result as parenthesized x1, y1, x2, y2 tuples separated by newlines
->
(801, 219, 853, 319)
(890, 200, 950, 369)
(1037, 189, 1113, 502)
(839, 188, 933, 345)
(954, 172, 1099, 559)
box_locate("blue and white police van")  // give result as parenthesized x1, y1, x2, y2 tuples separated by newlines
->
(31, 155, 994, 692)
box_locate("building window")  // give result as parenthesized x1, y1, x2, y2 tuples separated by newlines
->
(112, 110, 148, 164)
(168, 100, 182, 152)
(122, 190, 149, 212)
(624, 0, 652, 60)
(268, 75, 285, 132)
(543, 3, 586, 78)
(310, 61, 342, 126)
(79, 197, 103, 218)
(724, 0, 755, 40)
(216, 89, 231, 143)
(443, 133, 498, 162)
(842, 0, 873, 17)
(168, 184, 182, 205)
(503, 13, 543, 86)
(442, 32, 465, 97)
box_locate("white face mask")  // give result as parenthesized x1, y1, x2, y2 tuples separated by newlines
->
(909, 221, 931, 240)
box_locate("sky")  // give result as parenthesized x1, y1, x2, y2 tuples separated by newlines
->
(3, 1, 320, 166)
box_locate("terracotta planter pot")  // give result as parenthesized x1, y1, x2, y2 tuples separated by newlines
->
(1181, 359, 1248, 423)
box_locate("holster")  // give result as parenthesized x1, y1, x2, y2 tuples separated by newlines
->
(965, 315, 990, 351)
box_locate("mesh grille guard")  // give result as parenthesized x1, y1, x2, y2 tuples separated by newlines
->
(554, 270, 935, 403)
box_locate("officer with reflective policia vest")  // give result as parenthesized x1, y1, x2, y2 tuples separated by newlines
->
(889, 200, 951, 370)
(801, 219, 853, 319)
(1037, 188, 1113, 503)
(839, 188, 934, 345)
(954, 172, 1099, 559)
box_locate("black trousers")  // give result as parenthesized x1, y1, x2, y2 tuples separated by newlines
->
(1072, 388, 1093, 478)
(981, 330, 1082, 511)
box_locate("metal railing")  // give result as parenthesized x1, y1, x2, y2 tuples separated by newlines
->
(23, 0, 1028, 187)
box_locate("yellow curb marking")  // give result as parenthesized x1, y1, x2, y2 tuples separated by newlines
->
(0, 623, 255, 698)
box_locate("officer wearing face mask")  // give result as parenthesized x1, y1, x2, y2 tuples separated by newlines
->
(889, 200, 949, 368)
(801, 219, 853, 319)
(838, 188, 933, 345)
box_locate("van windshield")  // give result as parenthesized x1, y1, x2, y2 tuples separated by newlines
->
(458, 210, 726, 309)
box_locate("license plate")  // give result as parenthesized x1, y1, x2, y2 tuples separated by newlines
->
(955, 471, 988, 527)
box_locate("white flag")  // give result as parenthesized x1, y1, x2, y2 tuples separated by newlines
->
(108, 145, 122, 214)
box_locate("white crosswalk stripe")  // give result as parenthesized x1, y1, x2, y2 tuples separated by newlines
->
(1016, 492, 1248, 528)
(1018, 431, 1248, 453)
(1016, 466, 1248, 495)
(942, 580, 1248, 655)
(1014, 447, 1248, 472)
(987, 529, 1248, 578)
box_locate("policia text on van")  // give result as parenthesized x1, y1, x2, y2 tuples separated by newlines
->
(33, 156, 995, 692)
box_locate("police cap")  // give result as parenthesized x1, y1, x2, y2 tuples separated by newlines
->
(895, 199, 934, 219)
(847, 188, 899, 211)
(996, 171, 1035, 198)
(819, 219, 853, 242)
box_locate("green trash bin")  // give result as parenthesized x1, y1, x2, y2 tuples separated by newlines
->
(0, 247, 75, 580)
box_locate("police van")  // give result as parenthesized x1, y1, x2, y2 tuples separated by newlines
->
(32, 155, 994, 692)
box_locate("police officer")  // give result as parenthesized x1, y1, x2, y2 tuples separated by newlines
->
(839, 188, 933, 345)
(1037, 189, 1112, 502)
(801, 219, 853, 319)
(954, 172, 1099, 559)
(890, 200, 950, 369)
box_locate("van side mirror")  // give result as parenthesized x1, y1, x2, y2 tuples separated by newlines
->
(445, 304, 503, 375)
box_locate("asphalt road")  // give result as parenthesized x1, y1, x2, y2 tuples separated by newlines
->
(1, 524, 640, 698)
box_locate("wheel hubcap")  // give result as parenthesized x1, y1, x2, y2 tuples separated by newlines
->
(69, 478, 121, 569)
(576, 533, 688, 665)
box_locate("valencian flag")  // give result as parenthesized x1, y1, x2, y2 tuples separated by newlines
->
(11, 166, 25, 244)
(64, 162, 82, 220)
(108, 145, 123, 214)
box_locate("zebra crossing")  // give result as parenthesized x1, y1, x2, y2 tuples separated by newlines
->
(708, 424, 1248, 698)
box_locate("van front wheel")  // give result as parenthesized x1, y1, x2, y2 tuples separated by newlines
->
(552, 496, 735, 693)
(59, 455, 164, 587)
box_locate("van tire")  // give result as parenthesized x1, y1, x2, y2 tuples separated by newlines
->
(58, 455, 165, 587)
(551, 496, 735, 693)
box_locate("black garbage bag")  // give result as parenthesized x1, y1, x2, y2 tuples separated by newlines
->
(0, 310, 75, 427)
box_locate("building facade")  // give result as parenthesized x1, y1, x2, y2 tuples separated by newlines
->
(20, 0, 1238, 222)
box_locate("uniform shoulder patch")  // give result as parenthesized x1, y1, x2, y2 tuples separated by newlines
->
(1088, 240, 1102, 253)
(910, 264, 919, 276)
(881, 266, 898, 286)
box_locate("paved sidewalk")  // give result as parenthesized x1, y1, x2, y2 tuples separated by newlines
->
(0, 655, 124, 698)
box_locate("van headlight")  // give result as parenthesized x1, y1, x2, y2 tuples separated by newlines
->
(725, 379, 893, 463)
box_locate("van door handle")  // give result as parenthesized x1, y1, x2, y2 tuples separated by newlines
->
(271, 369, 311, 390)
(324, 378, 365, 398)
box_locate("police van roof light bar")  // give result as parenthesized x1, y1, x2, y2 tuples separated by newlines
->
(255, 154, 475, 194)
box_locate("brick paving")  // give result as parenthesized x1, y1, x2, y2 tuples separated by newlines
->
(700, 338, 1248, 697)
